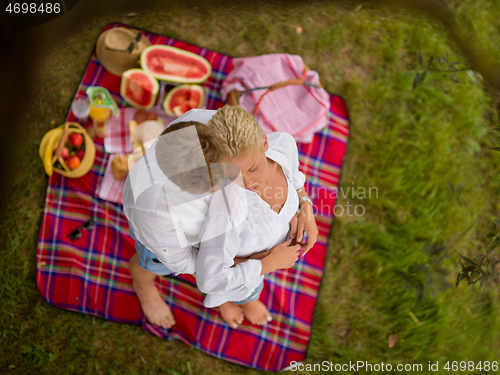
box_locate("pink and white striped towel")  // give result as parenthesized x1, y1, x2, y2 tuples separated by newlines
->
(221, 54, 330, 144)
(97, 154, 126, 204)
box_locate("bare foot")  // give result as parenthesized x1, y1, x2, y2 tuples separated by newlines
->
(133, 280, 175, 329)
(218, 302, 244, 329)
(241, 301, 272, 326)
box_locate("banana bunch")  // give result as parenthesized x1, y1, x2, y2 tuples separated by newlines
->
(39, 126, 65, 176)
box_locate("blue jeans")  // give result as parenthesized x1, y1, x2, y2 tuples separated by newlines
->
(233, 281, 264, 305)
(129, 225, 173, 276)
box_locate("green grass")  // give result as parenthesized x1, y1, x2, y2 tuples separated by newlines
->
(2, 1, 500, 374)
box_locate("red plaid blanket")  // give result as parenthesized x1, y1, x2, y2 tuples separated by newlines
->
(36, 22, 349, 371)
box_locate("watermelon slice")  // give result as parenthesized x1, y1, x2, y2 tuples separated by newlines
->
(141, 45, 212, 83)
(163, 84, 205, 118)
(120, 69, 159, 109)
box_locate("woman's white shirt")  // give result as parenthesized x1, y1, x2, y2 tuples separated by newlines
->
(196, 132, 306, 307)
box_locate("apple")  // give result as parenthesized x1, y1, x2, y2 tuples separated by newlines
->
(76, 149, 85, 160)
(61, 147, 69, 159)
(53, 146, 69, 159)
(69, 133, 83, 147)
(66, 155, 81, 170)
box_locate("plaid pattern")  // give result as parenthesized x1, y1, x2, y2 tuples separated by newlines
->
(104, 108, 136, 154)
(36, 23, 349, 371)
(97, 154, 126, 203)
(221, 54, 331, 144)
(104, 106, 176, 154)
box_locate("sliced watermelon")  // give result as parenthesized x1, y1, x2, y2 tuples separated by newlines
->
(163, 84, 205, 118)
(120, 69, 159, 109)
(141, 45, 212, 83)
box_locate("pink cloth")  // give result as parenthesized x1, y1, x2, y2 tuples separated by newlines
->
(221, 54, 330, 143)
(97, 154, 126, 204)
(104, 107, 174, 154)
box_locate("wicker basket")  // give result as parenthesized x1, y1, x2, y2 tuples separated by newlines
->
(39, 122, 96, 178)
(227, 65, 322, 115)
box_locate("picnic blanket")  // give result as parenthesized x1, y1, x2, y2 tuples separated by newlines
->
(36, 22, 349, 372)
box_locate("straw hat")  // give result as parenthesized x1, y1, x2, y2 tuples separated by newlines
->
(96, 27, 151, 76)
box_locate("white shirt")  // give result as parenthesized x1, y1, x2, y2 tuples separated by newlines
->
(122, 109, 217, 275)
(196, 132, 306, 307)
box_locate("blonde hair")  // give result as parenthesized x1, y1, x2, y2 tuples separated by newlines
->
(207, 105, 264, 158)
(155, 122, 227, 194)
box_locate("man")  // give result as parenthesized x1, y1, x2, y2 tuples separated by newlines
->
(123, 109, 227, 329)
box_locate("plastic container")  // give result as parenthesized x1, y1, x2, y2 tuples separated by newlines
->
(71, 97, 90, 123)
